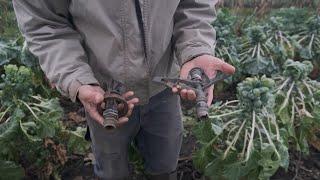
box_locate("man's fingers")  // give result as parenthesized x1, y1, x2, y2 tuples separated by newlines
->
(87, 107, 104, 125)
(172, 87, 178, 93)
(211, 58, 236, 75)
(117, 103, 134, 127)
(172, 85, 181, 94)
(180, 64, 193, 79)
(187, 89, 196, 101)
(180, 89, 188, 100)
(219, 62, 236, 74)
(206, 85, 214, 106)
(94, 93, 104, 104)
(117, 117, 129, 127)
(123, 91, 134, 100)
(125, 104, 134, 118)
(181, 89, 196, 101)
(127, 98, 139, 105)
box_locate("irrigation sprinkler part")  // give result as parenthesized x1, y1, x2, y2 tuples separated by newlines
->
(102, 91, 129, 130)
(153, 67, 231, 120)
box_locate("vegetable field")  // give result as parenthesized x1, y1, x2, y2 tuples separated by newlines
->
(1, 1, 320, 180)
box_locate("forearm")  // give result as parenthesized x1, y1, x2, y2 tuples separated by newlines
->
(13, 0, 99, 102)
(173, 0, 218, 66)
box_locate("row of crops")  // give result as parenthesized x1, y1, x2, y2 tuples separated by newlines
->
(217, 0, 320, 8)
(0, 44, 90, 178)
(191, 7, 320, 179)
(0, 2, 320, 180)
(0, 1, 95, 178)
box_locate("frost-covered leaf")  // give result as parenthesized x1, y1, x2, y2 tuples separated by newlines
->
(278, 143, 289, 170)
(257, 144, 281, 180)
(61, 127, 90, 155)
(0, 108, 24, 141)
(211, 123, 223, 136)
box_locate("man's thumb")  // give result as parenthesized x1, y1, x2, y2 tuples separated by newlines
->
(94, 93, 104, 104)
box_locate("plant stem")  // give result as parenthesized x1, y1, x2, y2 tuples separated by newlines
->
(223, 119, 247, 159)
(256, 123, 263, 148)
(217, 100, 239, 110)
(308, 34, 315, 51)
(257, 43, 261, 58)
(241, 129, 249, 158)
(257, 116, 281, 160)
(291, 98, 296, 124)
(293, 98, 301, 117)
(298, 35, 308, 43)
(209, 109, 243, 119)
(303, 80, 313, 98)
(222, 118, 238, 130)
(0, 105, 11, 123)
(297, 86, 313, 118)
(245, 111, 256, 162)
(276, 78, 291, 94)
(227, 126, 239, 143)
(19, 100, 39, 120)
(278, 82, 295, 114)
(252, 45, 257, 57)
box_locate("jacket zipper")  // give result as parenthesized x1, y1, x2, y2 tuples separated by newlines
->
(134, 0, 151, 75)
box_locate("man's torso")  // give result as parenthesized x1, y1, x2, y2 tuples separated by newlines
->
(69, 0, 181, 103)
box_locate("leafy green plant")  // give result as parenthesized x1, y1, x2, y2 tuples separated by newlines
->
(292, 15, 320, 79)
(297, 15, 320, 59)
(0, 65, 89, 179)
(194, 76, 289, 180)
(213, 9, 244, 84)
(269, 8, 311, 35)
(213, 9, 238, 58)
(239, 25, 278, 75)
(0, 1, 20, 39)
(275, 59, 320, 153)
(266, 17, 295, 65)
(0, 40, 21, 66)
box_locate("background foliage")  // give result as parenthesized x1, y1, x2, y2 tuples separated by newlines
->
(0, 0, 320, 179)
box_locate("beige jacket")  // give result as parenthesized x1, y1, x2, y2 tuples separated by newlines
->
(13, 0, 217, 104)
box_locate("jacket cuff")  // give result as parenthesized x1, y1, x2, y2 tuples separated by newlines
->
(68, 76, 100, 102)
(177, 45, 214, 66)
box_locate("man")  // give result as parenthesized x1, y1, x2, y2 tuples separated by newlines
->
(13, 0, 235, 179)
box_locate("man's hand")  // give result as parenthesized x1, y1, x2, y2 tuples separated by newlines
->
(78, 85, 139, 127)
(172, 55, 235, 105)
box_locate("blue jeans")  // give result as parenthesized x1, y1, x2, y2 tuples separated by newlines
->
(86, 89, 183, 179)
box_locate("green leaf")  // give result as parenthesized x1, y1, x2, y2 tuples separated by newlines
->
(20, 42, 38, 67)
(277, 105, 290, 125)
(278, 143, 289, 170)
(194, 121, 215, 143)
(0, 40, 21, 66)
(61, 127, 90, 155)
(23, 97, 63, 140)
(0, 160, 24, 180)
(204, 158, 225, 179)
(193, 145, 214, 172)
(211, 123, 223, 136)
(19, 121, 41, 142)
(0, 109, 24, 141)
(257, 144, 281, 180)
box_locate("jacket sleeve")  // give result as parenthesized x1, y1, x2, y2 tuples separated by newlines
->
(13, 0, 99, 102)
(173, 0, 218, 66)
